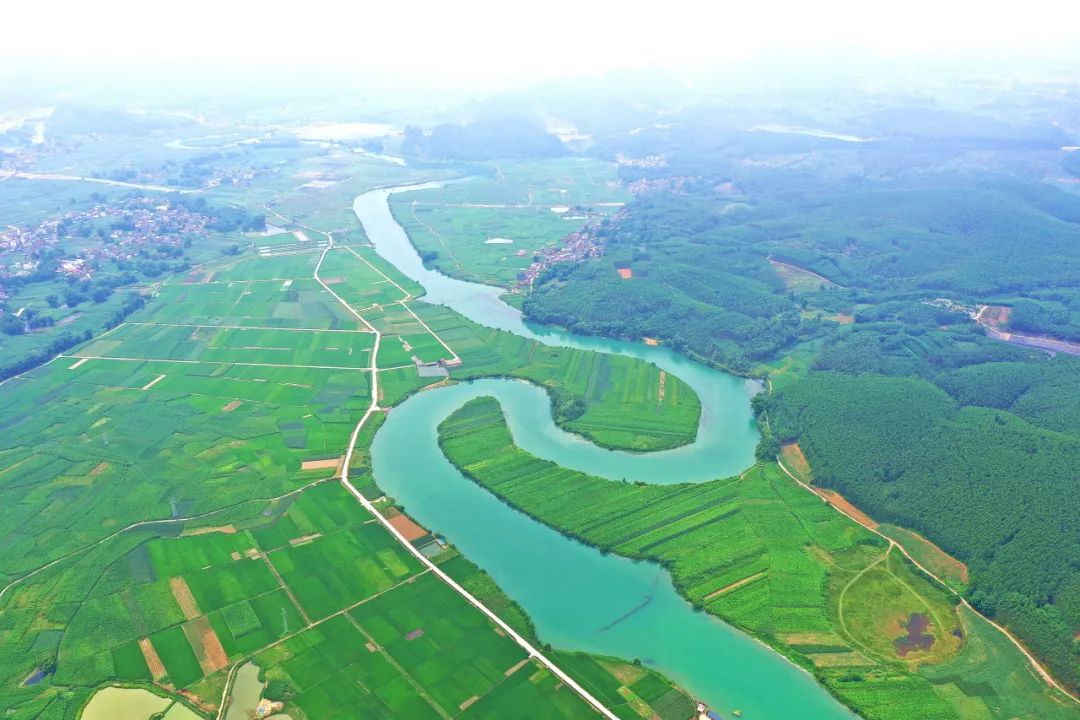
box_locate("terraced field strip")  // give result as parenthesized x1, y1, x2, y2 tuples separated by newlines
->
(139, 637, 168, 681)
(702, 571, 767, 601)
(169, 577, 201, 620)
(62, 355, 375, 371)
(125, 322, 372, 334)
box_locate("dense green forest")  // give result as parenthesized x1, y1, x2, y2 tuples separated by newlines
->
(520, 113, 1080, 694)
(523, 192, 806, 370)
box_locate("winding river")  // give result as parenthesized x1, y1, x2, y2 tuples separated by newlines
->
(356, 184, 855, 718)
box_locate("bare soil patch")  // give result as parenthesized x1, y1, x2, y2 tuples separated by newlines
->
(181, 525, 237, 537)
(617, 267, 633, 279)
(139, 637, 167, 681)
(829, 314, 855, 324)
(221, 400, 243, 413)
(657, 371, 667, 403)
(170, 577, 201, 620)
(300, 457, 342, 471)
(642, 337, 659, 346)
(780, 443, 812, 482)
(977, 304, 1011, 328)
(504, 658, 530, 677)
(184, 616, 229, 673)
(814, 487, 879, 531)
(89, 461, 110, 477)
(703, 571, 767, 601)
(387, 513, 428, 542)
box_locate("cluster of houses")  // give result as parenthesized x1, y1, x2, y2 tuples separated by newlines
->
(515, 220, 616, 291)
(0, 198, 213, 282)
(626, 175, 698, 195)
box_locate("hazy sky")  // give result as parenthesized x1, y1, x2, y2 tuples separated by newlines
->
(6, 0, 1080, 91)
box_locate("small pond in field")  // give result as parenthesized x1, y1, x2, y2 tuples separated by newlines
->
(895, 612, 936, 656)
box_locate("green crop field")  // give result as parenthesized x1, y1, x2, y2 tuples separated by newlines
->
(0, 153, 762, 720)
(389, 158, 630, 287)
(437, 396, 1076, 720)
(409, 303, 701, 450)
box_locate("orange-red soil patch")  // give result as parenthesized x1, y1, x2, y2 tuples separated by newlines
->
(221, 400, 243, 413)
(829, 314, 855, 324)
(815, 487, 879, 531)
(780, 443, 812, 482)
(657, 371, 667, 402)
(89, 461, 110, 477)
(617, 267, 633, 279)
(642, 337, 659, 346)
(184, 616, 228, 673)
(139, 637, 167, 681)
(181, 525, 237, 537)
(170, 577, 201, 619)
(387, 513, 428, 542)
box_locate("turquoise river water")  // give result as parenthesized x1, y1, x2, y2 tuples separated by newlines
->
(355, 184, 856, 719)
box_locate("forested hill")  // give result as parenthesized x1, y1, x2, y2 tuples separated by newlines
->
(519, 105, 1080, 694)
(523, 191, 805, 370)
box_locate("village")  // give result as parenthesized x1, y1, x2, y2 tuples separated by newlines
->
(514, 210, 623, 291)
(0, 197, 214, 293)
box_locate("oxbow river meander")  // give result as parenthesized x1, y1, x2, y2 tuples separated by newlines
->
(355, 183, 857, 719)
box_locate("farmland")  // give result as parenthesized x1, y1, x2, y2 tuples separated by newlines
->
(0, 172, 705, 719)
(437, 396, 1077, 720)
(390, 158, 628, 287)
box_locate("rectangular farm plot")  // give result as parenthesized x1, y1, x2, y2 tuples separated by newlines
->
(111, 639, 154, 683)
(270, 522, 421, 620)
(182, 557, 281, 614)
(254, 616, 439, 718)
(376, 332, 454, 366)
(78, 323, 374, 368)
(148, 625, 204, 689)
(318, 247, 414, 307)
(182, 615, 229, 674)
(350, 573, 526, 715)
(208, 590, 306, 658)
